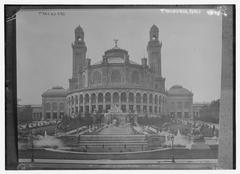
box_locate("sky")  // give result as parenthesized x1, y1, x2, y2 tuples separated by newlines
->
(16, 8, 222, 105)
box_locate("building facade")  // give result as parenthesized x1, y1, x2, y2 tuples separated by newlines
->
(167, 85, 193, 119)
(40, 25, 195, 120)
(42, 86, 67, 120)
(17, 104, 43, 122)
(66, 25, 167, 117)
(31, 105, 43, 121)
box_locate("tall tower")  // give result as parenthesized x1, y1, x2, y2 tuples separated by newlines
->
(147, 24, 162, 77)
(72, 25, 87, 78)
(69, 25, 87, 90)
(147, 25, 165, 92)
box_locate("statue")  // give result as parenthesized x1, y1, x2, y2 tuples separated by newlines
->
(108, 104, 122, 113)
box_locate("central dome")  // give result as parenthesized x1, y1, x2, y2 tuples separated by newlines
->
(93, 45, 138, 65)
(104, 46, 129, 62)
(103, 40, 129, 63)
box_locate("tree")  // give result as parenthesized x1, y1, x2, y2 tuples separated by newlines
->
(17, 105, 32, 124)
(198, 99, 220, 123)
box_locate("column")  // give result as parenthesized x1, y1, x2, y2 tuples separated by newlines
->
(160, 95, 163, 115)
(181, 101, 184, 119)
(83, 94, 85, 115)
(96, 93, 99, 111)
(89, 93, 92, 113)
(140, 92, 143, 114)
(190, 99, 193, 120)
(111, 92, 113, 108)
(147, 93, 149, 114)
(43, 100, 46, 120)
(119, 92, 121, 108)
(50, 102, 53, 120)
(133, 92, 136, 112)
(162, 96, 164, 115)
(126, 92, 129, 112)
(57, 102, 60, 119)
(78, 94, 80, 114)
(103, 92, 106, 111)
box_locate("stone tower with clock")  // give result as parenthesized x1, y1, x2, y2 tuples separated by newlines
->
(147, 24, 165, 92)
(69, 25, 87, 90)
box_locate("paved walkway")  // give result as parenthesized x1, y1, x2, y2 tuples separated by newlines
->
(18, 159, 218, 169)
(19, 158, 217, 164)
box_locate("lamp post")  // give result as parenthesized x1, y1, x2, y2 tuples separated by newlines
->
(170, 134, 175, 163)
(30, 129, 34, 163)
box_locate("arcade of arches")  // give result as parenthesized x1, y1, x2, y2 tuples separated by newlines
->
(67, 90, 166, 116)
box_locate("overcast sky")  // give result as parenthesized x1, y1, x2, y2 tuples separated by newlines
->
(16, 8, 222, 105)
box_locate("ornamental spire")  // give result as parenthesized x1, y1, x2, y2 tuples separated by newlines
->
(113, 39, 118, 48)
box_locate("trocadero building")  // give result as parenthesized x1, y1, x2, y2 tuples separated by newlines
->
(41, 25, 193, 119)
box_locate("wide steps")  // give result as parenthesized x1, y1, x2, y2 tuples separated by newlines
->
(79, 135, 146, 142)
(78, 141, 148, 145)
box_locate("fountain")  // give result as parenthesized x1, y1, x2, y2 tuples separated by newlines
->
(161, 128, 210, 150)
(74, 105, 151, 152)
(28, 106, 166, 153)
(33, 130, 64, 149)
(158, 129, 191, 148)
(173, 129, 192, 147)
(44, 130, 47, 138)
(103, 104, 136, 127)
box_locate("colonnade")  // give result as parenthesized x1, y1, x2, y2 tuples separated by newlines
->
(67, 89, 166, 117)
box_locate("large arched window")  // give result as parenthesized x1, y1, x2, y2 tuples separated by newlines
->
(129, 93, 134, 103)
(131, 71, 139, 84)
(92, 71, 102, 84)
(79, 95, 83, 104)
(143, 94, 147, 104)
(121, 92, 127, 102)
(60, 103, 64, 110)
(52, 103, 57, 111)
(149, 94, 153, 104)
(136, 93, 141, 103)
(105, 92, 111, 103)
(155, 95, 158, 104)
(46, 103, 51, 110)
(111, 70, 121, 83)
(98, 93, 103, 103)
(75, 96, 78, 104)
(91, 93, 96, 103)
(159, 95, 161, 105)
(85, 94, 89, 104)
(113, 92, 119, 103)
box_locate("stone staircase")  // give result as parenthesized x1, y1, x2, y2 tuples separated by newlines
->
(77, 134, 148, 152)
